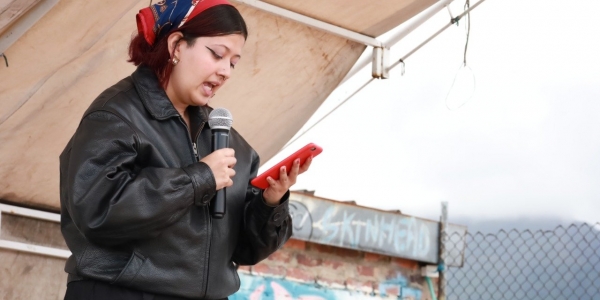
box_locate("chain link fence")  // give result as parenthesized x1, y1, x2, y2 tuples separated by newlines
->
(446, 223, 600, 299)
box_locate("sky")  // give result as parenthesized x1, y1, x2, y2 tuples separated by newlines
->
(260, 0, 600, 226)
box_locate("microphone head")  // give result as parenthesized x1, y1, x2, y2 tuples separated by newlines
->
(208, 108, 233, 130)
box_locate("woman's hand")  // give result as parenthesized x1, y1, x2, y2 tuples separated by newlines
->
(262, 156, 312, 206)
(200, 148, 236, 190)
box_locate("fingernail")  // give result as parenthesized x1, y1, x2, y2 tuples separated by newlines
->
(295, 159, 300, 164)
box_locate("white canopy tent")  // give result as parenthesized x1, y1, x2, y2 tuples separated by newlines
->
(0, 0, 464, 211)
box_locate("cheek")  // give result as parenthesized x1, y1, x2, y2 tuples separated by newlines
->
(176, 64, 200, 89)
(179, 50, 217, 83)
(187, 59, 211, 81)
(174, 68, 193, 91)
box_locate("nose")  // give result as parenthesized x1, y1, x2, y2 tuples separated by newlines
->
(216, 64, 231, 82)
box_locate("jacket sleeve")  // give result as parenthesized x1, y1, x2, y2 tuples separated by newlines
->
(232, 150, 293, 265)
(62, 110, 216, 246)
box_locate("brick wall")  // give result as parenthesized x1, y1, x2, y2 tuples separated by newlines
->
(234, 238, 438, 300)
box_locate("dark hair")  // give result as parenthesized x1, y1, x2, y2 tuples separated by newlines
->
(128, 5, 248, 88)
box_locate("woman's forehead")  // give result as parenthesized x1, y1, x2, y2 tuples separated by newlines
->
(198, 34, 245, 55)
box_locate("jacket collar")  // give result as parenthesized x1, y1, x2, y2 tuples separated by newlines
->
(131, 66, 209, 123)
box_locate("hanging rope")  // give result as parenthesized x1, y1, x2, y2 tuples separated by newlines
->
(1, 53, 8, 67)
(463, 0, 471, 66)
(444, 0, 475, 110)
(449, 0, 472, 66)
(281, 0, 484, 148)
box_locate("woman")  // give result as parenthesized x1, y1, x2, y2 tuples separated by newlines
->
(59, 1, 310, 299)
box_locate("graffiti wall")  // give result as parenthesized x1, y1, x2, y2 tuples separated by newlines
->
(289, 193, 466, 265)
(232, 273, 423, 300)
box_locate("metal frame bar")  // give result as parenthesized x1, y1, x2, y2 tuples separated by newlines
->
(281, 0, 488, 149)
(383, 0, 456, 48)
(389, 0, 487, 70)
(0, 203, 60, 222)
(0, 0, 60, 54)
(341, 0, 457, 83)
(0, 239, 70, 259)
(0, 204, 70, 259)
(232, 0, 383, 47)
(234, 0, 460, 81)
(438, 202, 448, 300)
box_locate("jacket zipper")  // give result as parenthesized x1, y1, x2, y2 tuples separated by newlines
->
(194, 121, 212, 297)
(192, 143, 199, 161)
(178, 118, 198, 163)
(193, 122, 205, 162)
(181, 118, 212, 297)
(203, 211, 212, 297)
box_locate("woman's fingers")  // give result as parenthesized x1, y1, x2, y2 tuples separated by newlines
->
(263, 157, 313, 205)
(280, 166, 289, 184)
(299, 156, 312, 174)
(286, 159, 301, 184)
(274, 158, 307, 189)
(200, 148, 237, 190)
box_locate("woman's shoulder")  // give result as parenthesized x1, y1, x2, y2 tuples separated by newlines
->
(83, 76, 141, 119)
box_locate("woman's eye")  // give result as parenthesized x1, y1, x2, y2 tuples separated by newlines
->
(206, 47, 222, 59)
(230, 63, 235, 69)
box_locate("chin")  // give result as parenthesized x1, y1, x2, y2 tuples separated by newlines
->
(192, 96, 210, 107)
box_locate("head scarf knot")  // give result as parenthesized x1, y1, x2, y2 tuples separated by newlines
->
(136, 0, 232, 45)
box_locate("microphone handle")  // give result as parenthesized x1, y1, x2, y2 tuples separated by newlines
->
(211, 129, 229, 219)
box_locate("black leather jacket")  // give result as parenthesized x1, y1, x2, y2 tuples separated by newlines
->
(59, 66, 292, 299)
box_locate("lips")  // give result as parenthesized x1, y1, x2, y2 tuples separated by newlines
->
(202, 82, 215, 97)
(200, 78, 224, 98)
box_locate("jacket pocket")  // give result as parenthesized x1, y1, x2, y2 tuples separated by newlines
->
(112, 251, 146, 285)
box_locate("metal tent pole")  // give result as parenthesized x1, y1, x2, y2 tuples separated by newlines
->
(233, 0, 382, 47)
(0, 204, 71, 259)
(389, 0, 487, 70)
(438, 202, 449, 300)
(280, 0, 488, 149)
(340, 0, 456, 84)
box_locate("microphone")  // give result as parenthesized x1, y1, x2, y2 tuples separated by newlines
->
(208, 108, 233, 219)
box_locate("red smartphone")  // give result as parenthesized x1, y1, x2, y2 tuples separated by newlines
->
(250, 143, 323, 189)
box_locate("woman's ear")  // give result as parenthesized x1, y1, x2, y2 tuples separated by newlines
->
(167, 32, 185, 58)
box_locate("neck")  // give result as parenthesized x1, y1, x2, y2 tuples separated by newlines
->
(165, 83, 188, 118)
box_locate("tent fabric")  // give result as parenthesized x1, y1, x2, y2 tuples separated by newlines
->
(0, 0, 437, 210)
(0, 0, 42, 34)
(263, 0, 438, 37)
